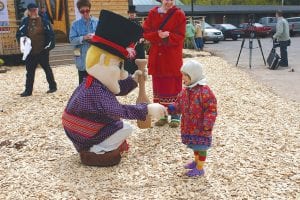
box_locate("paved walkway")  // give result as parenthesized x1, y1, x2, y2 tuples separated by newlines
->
(205, 36, 300, 103)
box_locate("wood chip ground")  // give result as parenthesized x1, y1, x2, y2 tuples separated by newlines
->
(0, 50, 299, 199)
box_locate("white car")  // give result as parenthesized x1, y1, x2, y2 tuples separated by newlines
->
(287, 17, 300, 37)
(203, 22, 224, 43)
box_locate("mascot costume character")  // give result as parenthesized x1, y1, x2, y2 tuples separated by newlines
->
(62, 10, 166, 167)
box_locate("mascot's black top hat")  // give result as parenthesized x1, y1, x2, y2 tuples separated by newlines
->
(128, 5, 136, 13)
(89, 10, 143, 59)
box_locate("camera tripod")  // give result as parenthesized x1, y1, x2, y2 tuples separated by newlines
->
(236, 31, 266, 69)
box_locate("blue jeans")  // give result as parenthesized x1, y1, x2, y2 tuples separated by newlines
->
(277, 40, 290, 66)
(195, 37, 204, 49)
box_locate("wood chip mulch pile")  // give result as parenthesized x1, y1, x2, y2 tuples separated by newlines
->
(0, 50, 299, 199)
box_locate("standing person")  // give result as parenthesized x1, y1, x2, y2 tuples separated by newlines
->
(69, 0, 98, 84)
(194, 20, 204, 50)
(124, 5, 145, 74)
(185, 17, 198, 50)
(39, 5, 53, 24)
(168, 59, 217, 177)
(273, 10, 291, 67)
(143, 0, 186, 128)
(16, 3, 57, 97)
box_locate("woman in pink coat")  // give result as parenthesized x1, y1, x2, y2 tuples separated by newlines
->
(143, 0, 186, 127)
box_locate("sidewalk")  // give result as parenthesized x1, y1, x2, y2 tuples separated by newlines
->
(204, 37, 300, 103)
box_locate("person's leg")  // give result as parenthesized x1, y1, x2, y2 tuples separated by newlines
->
(185, 150, 206, 177)
(279, 41, 288, 67)
(39, 51, 57, 92)
(195, 38, 200, 49)
(169, 114, 180, 128)
(22, 55, 38, 96)
(199, 37, 204, 50)
(190, 37, 198, 50)
(184, 151, 197, 169)
(152, 76, 182, 126)
(78, 70, 88, 85)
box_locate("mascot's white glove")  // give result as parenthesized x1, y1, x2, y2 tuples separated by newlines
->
(132, 68, 148, 83)
(147, 103, 167, 119)
(132, 70, 142, 83)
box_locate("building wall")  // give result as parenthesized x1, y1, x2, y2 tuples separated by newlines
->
(6, 1, 18, 26)
(0, 0, 129, 56)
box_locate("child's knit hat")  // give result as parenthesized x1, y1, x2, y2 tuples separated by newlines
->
(181, 59, 206, 85)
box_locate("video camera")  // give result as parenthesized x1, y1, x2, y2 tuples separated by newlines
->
(247, 14, 256, 38)
(248, 14, 255, 26)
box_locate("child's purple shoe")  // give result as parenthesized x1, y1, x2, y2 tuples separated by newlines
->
(184, 161, 196, 169)
(185, 168, 205, 177)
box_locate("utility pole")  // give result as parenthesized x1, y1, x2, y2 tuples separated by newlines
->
(191, 0, 194, 15)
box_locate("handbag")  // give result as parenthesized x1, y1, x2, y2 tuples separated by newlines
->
(267, 39, 281, 70)
(267, 48, 280, 70)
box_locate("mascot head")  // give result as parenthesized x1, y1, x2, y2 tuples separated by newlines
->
(86, 10, 143, 94)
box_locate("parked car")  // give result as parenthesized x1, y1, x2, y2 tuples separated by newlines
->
(287, 17, 300, 37)
(212, 23, 244, 40)
(238, 23, 272, 38)
(203, 22, 224, 43)
(258, 17, 277, 34)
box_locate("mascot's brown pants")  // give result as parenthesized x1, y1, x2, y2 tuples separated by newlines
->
(79, 140, 128, 167)
(79, 149, 121, 167)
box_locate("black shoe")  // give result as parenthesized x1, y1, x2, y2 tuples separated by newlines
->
(20, 91, 32, 97)
(279, 62, 288, 67)
(46, 88, 57, 93)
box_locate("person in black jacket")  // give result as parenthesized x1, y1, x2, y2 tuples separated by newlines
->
(16, 3, 57, 97)
(124, 5, 145, 74)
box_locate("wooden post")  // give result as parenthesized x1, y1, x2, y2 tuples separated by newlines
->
(135, 59, 151, 129)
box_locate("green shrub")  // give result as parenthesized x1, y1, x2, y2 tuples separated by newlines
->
(0, 58, 4, 66)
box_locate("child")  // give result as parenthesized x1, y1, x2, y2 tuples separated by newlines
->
(168, 59, 217, 177)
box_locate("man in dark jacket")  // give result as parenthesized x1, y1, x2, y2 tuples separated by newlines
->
(16, 3, 57, 97)
(124, 5, 145, 74)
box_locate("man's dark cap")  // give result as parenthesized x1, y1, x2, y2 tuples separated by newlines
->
(27, 3, 38, 9)
(128, 5, 136, 13)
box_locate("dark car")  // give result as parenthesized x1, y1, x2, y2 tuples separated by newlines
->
(213, 24, 244, 40)
(238, 23, 272, 38)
